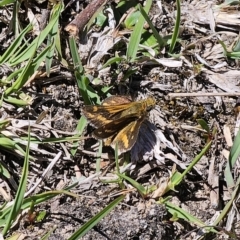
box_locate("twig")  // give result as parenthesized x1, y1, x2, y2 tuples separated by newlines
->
(24, 152, 62, 197)
(168, 92, 240, 99)
(65, 0, 108, 36)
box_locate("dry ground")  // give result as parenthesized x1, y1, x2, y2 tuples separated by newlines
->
(1, 0, 240, 239)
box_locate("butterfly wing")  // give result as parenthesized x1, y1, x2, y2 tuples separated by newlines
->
(102, 95, 132, 106)
(82, 96, 133, 128)
(110, 116, 144, 154)
(93, 114, 139, 139)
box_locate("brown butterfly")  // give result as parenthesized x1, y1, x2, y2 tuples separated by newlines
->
(82, 95, 156, 154)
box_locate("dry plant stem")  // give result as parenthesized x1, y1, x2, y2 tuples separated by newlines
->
(168, 92, 240, 99)
(25, 152, 62, 197)
(65, 0, 108, 36)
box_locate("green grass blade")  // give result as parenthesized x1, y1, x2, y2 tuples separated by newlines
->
(8, 39, 31, 64)
(100, 56, 125, 69)
(2, 125, 30, 236)
(197, 119, 210, 133)
(46, 3, 63, 75)
(0, 163, 10, 179)
(4, 95, 32, 106)
(126, 0, 152, 62)
(12, 0, 20, 36)
(224, 129, 240, 188)
(164, 201, 205, 226)
(23, 136, 84, 144)
(69, 36, 91, 156)
(163, 201, 217, 233)
(70, 116, 88, 156)
(0, 24, 32, 64)
(138, 4, 165, 47)
(5, 233, 23, 240)
(69, 36, 83, 74)
(9, 3, 62, 66)
(0, 0, 16, 6)
(40, 227, 57, 240)
(75, 73, 92, 105)
(0, 190, 78, 227)
(166, 140, 212, 194)
(0, 137, 25, 156)
(69, 36, 92, 105)
(68, 195, 125, 240)
(1, 68, 23, 84)
(96, 140, 103, 172)
(169, 0, 181, 53)
(117, 173, 148, 196)
(213, 175, 240, 226)
(178, 140, 212, 183)
(5, 44, 52, 95)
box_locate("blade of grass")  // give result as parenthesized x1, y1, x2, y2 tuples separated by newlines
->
(96, 140, 103, 172)
(5, 44, 52, 95)
(1, 68, 23, 85)
(2, 124, 30, 236)
(21, 136, 85, 144)
(0, 163, 10, 179)
(46, 3, 63, 76)
(174, 140, 212, 186)
(213, 174, 240, 226)
(8, 39, 31, 64)
(5, 233, 23, 240)
(126, 0, 153, 62)
(68, 195, 125, 239)
(12, 0, 20, 36)
(162, 141, 212, 195)
(0, 0, 16, 6)
(196, 119, 210, 133)
(224, 129, 240, 188)
(117, 173, 148, 197)
(162, 201, 217, 233)
(4, 95, 33, 106)
(0, 190, 78, 227)
(0, 137, 26, 156)
(138, 4, 165, 47)
(40, 227, 57, 240)
(55, 26, 68, 67)
(169, 0, 181, 53)
(0, 24, 32, 64)
(9, 3, 62, 66)
(69, 37, 91, 156)
(100, 56, 125, 70)
(69, 117, 88, 157)
(69, 36, 91, 105)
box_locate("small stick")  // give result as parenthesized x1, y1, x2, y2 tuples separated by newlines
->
(65, 0, 108, 36)
(168, 92, 240, 99)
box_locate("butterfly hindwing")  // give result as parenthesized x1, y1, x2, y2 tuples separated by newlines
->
(93, 114, 139, 139)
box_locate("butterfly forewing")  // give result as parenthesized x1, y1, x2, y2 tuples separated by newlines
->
(83, 103, 137, 127)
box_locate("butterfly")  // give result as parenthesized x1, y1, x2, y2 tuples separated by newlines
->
(82, 95, 156, 154)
